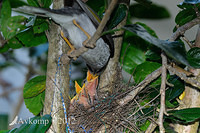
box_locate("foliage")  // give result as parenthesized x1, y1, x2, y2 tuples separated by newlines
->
(0, 0, 49, 53)
(0, 0, 200, 132)
(23, 76, 46, 115)
(168, 108, 200, 123)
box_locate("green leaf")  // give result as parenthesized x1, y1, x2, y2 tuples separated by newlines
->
(133, 61, 161, 83)
(1, 0, 11, 38)
(27, 0, 39, 7)
(7, 37, 23, 49)
(184, 0, 200, 4)
(24, 91, 45, 115)
(4, 16, 27, 39)
(168, 108, 200, 123)
(120, 42, 146, 74)
(165, 100, 177, 108)
(0, 130, 10, 133)
(108, 4, 127, 29)
(0, 44, 10, 53)
(135, 22, 158, 38)
(129, 4, 170, 19)
(123, 24, 191, 67)
(86, 0, 104, 13)
(16, 28, 48, 47)
(0, 0, 11, 20)
(10, 0, 28, 8)
(140, 120, 151, 131)
(33, 19, 49, 34)
(24, 75, 46, 99)
(177, 3, 194, 9)
(175, 9, 196, 26)
(187, 47, 200, 68)
(166, 76, 185, 101)
(11, 115, 51, 133)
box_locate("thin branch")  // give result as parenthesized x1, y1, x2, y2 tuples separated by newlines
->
(118, 67, 162, 106)
(67, 0, 118, 60)
(85, 0, 118, 48)
(182, 36, 193, 48)
(158, 53, 167, 133)
(170, 17, 200, 41)
(166, 64, 200, 89)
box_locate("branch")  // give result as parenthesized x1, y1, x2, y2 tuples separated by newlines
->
(117, 67, 162, 106)
(166, 64, 200, 89)
(158, 53, 167, 133)
(170, 17, 200, 41)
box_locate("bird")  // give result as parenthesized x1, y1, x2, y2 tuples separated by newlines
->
(13, 0, 114, 108)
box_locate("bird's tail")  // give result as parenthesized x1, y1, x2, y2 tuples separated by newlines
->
(13, 6, 50, 17)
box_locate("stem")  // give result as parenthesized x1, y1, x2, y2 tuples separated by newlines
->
(158, 53, 167, 133)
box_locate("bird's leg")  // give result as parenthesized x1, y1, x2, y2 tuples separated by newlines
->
(72, 19, 95, 48)
(60, 30, 76, 55)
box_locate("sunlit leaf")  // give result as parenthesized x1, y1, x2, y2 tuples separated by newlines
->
(120, 41, 146, 74)
(23, 75, 46, 99)
(134, 61, 161, 83)
(24, 91, 45, 115)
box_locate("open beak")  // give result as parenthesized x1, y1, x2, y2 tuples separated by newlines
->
(70, 71, 99, 108)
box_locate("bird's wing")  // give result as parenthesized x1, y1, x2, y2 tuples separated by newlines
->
(76, 0, 114, 58)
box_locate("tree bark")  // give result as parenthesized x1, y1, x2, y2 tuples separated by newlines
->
(174, 26, 200, 133)
(43, 0, 70, 133)
(98, 0, 130, 98)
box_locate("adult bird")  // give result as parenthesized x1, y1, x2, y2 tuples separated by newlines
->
(13, 0, 114, 108)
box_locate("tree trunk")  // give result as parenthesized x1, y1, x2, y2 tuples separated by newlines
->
(98, 0, 130, 98)
(174, 81, 200, 133)
(43, 0, 70, 133)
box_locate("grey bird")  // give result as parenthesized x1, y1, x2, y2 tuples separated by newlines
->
(13, 0, 114, 74)
(13, 0, 114, 107)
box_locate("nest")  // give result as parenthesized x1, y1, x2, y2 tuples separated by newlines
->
(68, 82, 159, 133)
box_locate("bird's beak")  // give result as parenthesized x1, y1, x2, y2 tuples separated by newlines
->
(70, 71, 99, 108)
(85, 71, 98, 105)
